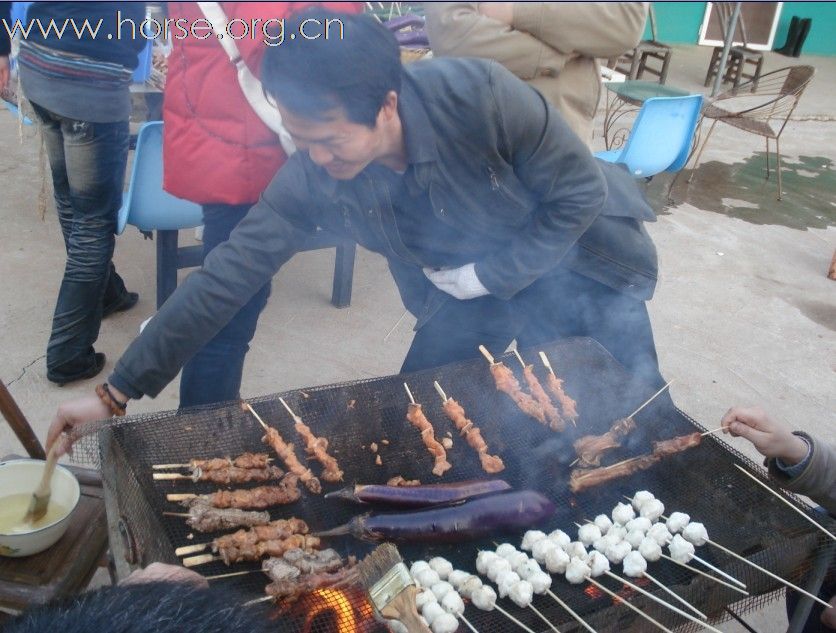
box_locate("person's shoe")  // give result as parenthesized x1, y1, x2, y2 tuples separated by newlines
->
(47, 352, 106, 386)
(103, 291, 139, 318)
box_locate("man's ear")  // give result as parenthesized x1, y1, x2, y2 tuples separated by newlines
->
(378, 91, 399, 123)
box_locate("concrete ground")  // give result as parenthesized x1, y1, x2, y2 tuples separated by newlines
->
(0, 44, 833, 630)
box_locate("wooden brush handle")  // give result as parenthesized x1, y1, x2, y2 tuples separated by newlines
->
(379, 585, 431, 633)
(35, 445, 59, 497)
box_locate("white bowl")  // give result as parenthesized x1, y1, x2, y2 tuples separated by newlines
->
(0, 459, 81, 557)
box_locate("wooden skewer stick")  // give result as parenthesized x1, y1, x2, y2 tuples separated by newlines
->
(603, 571, 722, 633)
(176, 543, 209, 556)
(585, 577, 674, 633)
(659, 554, 748, 595)
(527, 602, 561, 633)
(153, 463, 191, 470)
(478, 344, 495, 364)
(545, 589, 598, 633)
(733, 463, 836, 541)
(538, 351, 555, 375)
(153, 472, 193, 481)
(243, 402, 269, 430)
(689, 553, 747, 588)
(183, 554, 219, 567)
(701, 427, 725, 437)
(457, 614, 480, 633)
(512, 349, 526, 369)
(243, 595, 273, 606)
(705, 537, 833, 608)
(167, 493, 197, 501)
(205, 570, 259, 581)
(162, 511, 191, 518)
(493, 604, 537, 633)
(642, 571, 708, 620)
(278, 397, 302, 423)
(569, 458, 580, 467)
(403, 382, 416, 405)
(433, 381, 448, 403)
(626, 380, 674, 420)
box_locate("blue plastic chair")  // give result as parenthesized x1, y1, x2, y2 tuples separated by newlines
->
(118, 122, 356, 309)
(595, 94, 703, 178)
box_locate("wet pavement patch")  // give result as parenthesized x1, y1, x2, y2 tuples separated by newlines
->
(648, 153, 836, 230)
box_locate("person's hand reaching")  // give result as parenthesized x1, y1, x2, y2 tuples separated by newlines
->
(47, 394, 113, 457)
(0, 56, 10, 95)
(721, 406, 809, 465)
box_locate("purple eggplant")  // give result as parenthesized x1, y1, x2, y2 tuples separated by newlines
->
(325, 479, 511, 508)
(394, 30, 429, 47)
(316, 490, 555, 543)
(384, 15, 425, 31)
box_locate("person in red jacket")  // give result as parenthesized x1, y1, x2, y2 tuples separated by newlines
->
(163, 2, 360, 407)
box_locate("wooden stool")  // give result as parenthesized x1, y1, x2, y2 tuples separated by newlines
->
(704, 45, 764, 93)
(609, 40, 673, 84)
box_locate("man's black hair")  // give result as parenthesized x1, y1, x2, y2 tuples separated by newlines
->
(261, 10, 402, 128)
(3, 582, 275, 633)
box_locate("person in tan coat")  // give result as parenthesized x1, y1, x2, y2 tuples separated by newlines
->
(425, 2, 648, 145)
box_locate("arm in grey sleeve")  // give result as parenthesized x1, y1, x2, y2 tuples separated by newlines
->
(109, 160, 316, 398)
(475, 63, 608, 299)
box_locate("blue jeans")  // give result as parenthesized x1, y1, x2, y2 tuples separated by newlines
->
(179, 204, 272, 408)
(32, 102, 130, 382)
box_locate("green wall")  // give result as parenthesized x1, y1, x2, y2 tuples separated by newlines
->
(643, 1, 836, 56)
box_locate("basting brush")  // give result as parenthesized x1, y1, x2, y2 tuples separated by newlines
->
(354, 543, 430, 632)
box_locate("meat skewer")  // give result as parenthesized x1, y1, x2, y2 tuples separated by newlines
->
(167, 476, 301, 509)
(512, 350, 566, 431)
(243, 402, 322, 494)
(404, 383, 452, 476)
(183, 533, 321, 567)
(261, 548, 358, 604)
(478, 346, 546, 425)
(569, 432, 702, 493)
(279, 396, 344, 483)
(175, 517, 309, 557)
(162, 502, 271, 532)
(573, 416, 637, 468)
(538, 351, 578, 426)
(153, 464, 285, 484)
(433, 381, 504, 474)
(152, 452, 273, 471)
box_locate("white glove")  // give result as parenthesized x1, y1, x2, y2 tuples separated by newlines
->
(423, 263, 490, 301)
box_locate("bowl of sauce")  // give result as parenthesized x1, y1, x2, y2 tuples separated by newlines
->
(0, 458, 81, 557)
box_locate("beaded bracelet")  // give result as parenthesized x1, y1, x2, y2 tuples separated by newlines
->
(96, 383, 127, 417)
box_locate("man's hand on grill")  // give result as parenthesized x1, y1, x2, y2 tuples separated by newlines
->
(423, 263, 490, 301)
(47, 395, 113, 457)
(720, 406, 809, 465)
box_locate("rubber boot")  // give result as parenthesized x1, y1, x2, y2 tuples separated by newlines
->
(792, 18, 811, 57)
(774, 16, 800, 56)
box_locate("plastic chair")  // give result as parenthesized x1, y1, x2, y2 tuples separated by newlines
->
(595, 94, 704, 178)
(118, 122, 356, 309)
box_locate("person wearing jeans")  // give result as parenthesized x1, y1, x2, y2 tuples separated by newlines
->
(18, 2, 144, 385)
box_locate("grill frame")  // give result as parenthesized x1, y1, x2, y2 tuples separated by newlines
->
(78, 338, 833, 633)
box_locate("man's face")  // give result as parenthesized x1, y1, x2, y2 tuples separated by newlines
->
(276, 97, 394, 180)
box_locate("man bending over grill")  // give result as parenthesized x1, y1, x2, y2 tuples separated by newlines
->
(47, 10, 666, 454)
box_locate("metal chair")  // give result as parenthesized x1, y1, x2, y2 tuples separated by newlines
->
(118, 122, 357, 309)
(595, 94, 703, 178)
(687, 66, 815, 200)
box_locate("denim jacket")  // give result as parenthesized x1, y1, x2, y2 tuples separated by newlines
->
(112, 58, 658, 399)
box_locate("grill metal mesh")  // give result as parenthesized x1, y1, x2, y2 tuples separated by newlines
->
(76, 338, 833, 633)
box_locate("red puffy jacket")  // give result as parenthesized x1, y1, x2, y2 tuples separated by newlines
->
(163, 2, 361, 205)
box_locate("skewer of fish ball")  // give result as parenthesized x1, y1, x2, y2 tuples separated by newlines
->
(410, 560, 479, 633)
(455, 560, 538, 633)
(506, 538, 600, 633)
(574, 525, 716, 629)
(476, 549, 561, 633)
(662, 511, 833, 609)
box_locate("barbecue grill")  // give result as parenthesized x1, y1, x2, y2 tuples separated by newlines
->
(74, 338, 833, 633)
